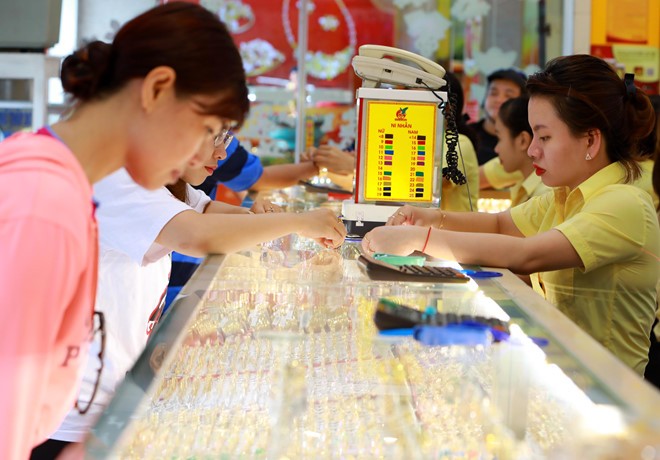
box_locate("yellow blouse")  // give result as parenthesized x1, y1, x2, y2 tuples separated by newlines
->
(441, 133, 479, 212)
(510, 162, 660, 374)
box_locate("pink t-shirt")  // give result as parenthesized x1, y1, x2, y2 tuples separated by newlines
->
(0, 131, 98, 459)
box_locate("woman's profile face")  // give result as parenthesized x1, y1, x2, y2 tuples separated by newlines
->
(493, 118, 520, 173)
(527, 96, 590, 189)
(124, 87, 229, 190)
(181, 132, 229, 186)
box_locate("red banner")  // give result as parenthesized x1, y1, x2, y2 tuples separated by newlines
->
(162, 0, 394, 89)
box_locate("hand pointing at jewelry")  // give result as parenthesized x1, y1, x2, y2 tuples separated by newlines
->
(250, 198, 283, 214)
(296, 208, 346, 248)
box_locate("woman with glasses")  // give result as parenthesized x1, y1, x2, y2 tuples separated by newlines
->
(0, 3, 250, 460)
(39, 129, 345, 457)
(363, 54, 659, 375)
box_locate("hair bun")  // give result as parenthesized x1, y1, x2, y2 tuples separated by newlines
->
(61, 41, 112, 101)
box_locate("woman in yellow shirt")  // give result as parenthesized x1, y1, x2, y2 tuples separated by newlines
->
(363, 54, 659, 375)
(494, 96, 551, 205)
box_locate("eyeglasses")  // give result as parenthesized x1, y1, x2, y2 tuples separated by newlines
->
(213, 129, 234, 150)
(75, 310, 106, 415)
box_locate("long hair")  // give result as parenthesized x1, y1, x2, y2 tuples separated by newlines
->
(498, 96, 531, 138)
(166, 179, 188, 203)
(442, 72, 478, 149)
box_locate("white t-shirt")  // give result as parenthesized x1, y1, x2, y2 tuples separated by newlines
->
(52, 168, 211, 442)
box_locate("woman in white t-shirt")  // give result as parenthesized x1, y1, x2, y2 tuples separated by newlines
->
(44, 131, 346, 452)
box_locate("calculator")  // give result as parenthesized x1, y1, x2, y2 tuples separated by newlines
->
(357, 252, 470, 283)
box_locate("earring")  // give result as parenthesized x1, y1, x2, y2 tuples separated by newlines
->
(585, 152, 592, 161)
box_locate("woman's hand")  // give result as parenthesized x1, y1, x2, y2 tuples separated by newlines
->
(312, 145, 355, 175)
(386, 204, 441, 227)
(296, 208, 347, 248)
(300, 146, 315, 163)
(362, 225, 427, 255)
(250, 198, 283, 214)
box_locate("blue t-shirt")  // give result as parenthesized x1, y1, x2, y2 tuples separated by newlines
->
(196, 137, 264, 196)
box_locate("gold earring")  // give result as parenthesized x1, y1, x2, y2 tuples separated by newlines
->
(585, 152, 592, 161)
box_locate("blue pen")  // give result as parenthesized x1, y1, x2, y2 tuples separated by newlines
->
(460, 269, 503, 278)
(413, 324, 491, 346)
(412, 325, 549, 347)
(379, 328, 415, 336)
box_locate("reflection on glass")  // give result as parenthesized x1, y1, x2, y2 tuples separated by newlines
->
(101, 233, 643, 459)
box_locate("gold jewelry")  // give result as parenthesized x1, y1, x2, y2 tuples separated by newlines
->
(363, 236, 374, 252)
(437, 211, 447, 229)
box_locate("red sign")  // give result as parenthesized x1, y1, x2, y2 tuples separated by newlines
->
(162, 0, 394, 89)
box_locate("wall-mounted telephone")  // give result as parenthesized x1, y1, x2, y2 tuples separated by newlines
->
(352, 44, 447, 90)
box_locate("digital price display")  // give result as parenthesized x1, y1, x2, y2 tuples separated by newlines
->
(363, 101, 437, 202)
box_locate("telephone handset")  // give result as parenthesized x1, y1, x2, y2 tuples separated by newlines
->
(352, 44, 467, 189)
(358, 45, 446, 79)
(352, 44, 447, 89)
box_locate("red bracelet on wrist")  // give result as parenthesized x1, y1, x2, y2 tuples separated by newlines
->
(421, 226, 432, 253)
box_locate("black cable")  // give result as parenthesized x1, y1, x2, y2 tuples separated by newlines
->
(441, 93, 467, 186)
(420, 79, 474, 211)
(420, 81, 466, 186)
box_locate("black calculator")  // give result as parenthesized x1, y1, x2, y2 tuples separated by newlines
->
(357, 252, 470, 283)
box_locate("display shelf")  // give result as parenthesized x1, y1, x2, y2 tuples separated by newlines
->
(86, 235, 660, 459)
(0, 52, 61, 131)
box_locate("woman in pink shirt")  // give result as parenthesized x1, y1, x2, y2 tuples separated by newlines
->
(0, 3, 249, 459)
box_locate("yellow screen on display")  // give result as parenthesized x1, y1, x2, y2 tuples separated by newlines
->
(363, 101, 437, 202)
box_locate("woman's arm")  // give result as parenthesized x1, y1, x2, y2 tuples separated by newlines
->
(388, 205, 523, 237)
(364, 225, 581, 275)
(203, 197, 283, 214)
(203, 200, 251, 214)
(250, 161, 319, 191)
(155, 208, 345, 256)
(479, 166, 493, 189)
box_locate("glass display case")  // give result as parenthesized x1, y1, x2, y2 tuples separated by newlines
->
(85, 194, 660, 459)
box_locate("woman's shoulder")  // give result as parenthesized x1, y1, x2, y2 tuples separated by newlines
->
(586, 183, 657, 221)
(592, 182, 654, 201)
(0, 131, 84, 181)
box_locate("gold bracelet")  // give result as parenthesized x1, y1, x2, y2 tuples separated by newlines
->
(437, 211, 446, 229)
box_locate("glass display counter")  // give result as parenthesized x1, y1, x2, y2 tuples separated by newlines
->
(86, 238, 660, 459)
